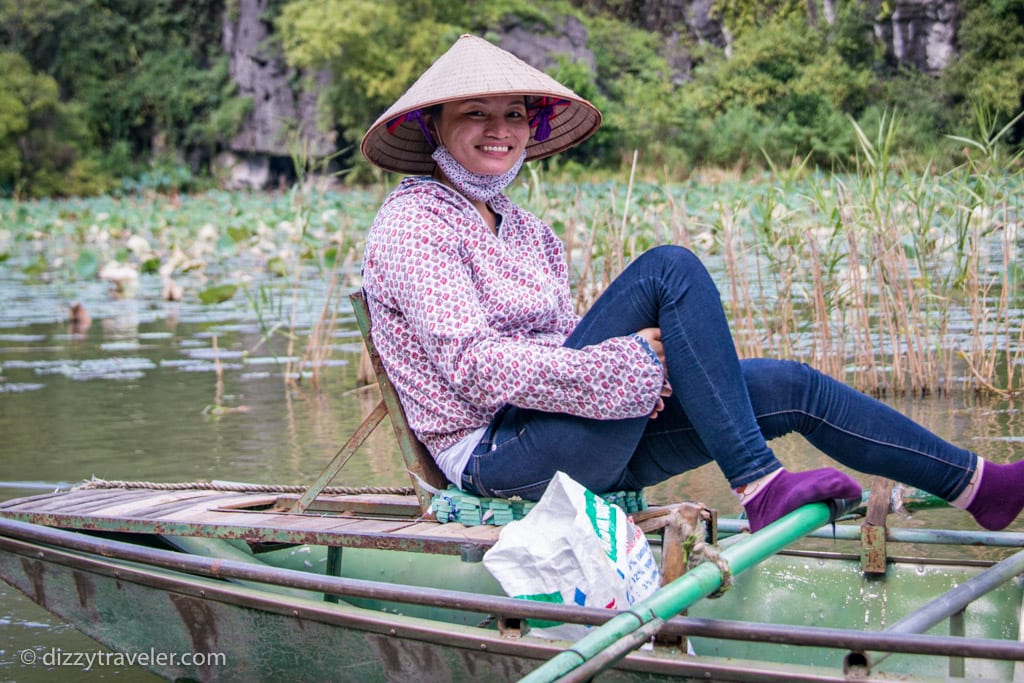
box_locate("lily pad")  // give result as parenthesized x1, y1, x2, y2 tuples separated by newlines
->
(75, 250, 100, 278)
(226, 225, 251, 243)
(266, 256, 288, 277)
(198, 283, 239, 304)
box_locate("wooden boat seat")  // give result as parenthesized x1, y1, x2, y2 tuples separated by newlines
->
(0, 486, 507, 556)
(350, 290, 453, 513)
(0, 485, 687, 561)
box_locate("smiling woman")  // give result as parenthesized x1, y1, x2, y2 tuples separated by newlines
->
(423, 96, 531, 233)
(430, 97, 530, 172)
(358, 33, 1024, 535)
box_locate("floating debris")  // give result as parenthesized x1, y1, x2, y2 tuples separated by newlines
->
(187, 348, 245, 360)
(0, 382, 46, 393)
(7, 357, 157, 381)
(244, 356, 297, 366)
(0, 334, 47, 343)
(159, 358, 245, 373)
(162, 277, 184, 301)
(100, 341, 142, 352)
(67, 302, 91, 334)
(99, 260, 140, 297)
(201, 404, 253, 416)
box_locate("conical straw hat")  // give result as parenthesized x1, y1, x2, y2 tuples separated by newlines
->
(360, 34, 602, 174)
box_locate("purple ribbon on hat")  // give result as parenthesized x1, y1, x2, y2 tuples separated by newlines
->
(529, 97, 570, 142)
(386, 109, 436, 148)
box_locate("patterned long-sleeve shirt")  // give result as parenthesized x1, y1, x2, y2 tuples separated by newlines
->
(361, 176, 664, 457)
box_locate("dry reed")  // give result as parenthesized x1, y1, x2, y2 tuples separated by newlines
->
(557, 136, 1022, 397)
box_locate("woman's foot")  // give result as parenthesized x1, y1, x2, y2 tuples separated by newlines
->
(965, 460, 1024, 531)
(740, 468, 862, 532)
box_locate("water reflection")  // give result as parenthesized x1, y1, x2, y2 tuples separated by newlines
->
(0, 286, 411, 680)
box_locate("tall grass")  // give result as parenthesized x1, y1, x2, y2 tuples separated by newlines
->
(545, 112, 1024, 397)
(2, 115, 1018, 399)
(282, 146, 360, 390)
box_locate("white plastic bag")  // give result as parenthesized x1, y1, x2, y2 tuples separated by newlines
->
(482, 472, 661, 640)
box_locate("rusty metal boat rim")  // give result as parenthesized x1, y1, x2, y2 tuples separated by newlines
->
(2, 516, 1023, 665)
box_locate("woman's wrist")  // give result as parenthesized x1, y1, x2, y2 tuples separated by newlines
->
(630, 333, 663, 368)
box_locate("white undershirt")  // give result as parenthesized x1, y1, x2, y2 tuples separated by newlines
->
(435, 426, 487, 488)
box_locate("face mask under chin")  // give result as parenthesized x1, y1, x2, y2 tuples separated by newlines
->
(431, 146, 526, 203)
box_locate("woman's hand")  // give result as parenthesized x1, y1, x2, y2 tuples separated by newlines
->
(636, 327, 672, 418)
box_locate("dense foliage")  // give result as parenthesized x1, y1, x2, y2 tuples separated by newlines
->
(0, 0, 1021, 197)
(0, 0, 245, 197)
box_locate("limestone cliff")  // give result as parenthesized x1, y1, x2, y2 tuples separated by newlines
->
(220, 0, 963, 187)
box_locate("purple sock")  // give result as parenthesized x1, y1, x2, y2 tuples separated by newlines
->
(742, 468, 862, 532)
(966, 460, 1024, 531)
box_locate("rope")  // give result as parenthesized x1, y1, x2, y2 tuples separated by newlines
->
(678, 507, 733, 598)
(73, 477, 415, 496)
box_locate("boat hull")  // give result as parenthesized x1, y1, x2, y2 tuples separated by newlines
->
(2, 517, 1022, 682)
(1, 534, 541, 681)
(0, 526, 869, 683)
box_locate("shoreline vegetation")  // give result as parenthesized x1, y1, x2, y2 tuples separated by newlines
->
(1, 121, 1022, 399)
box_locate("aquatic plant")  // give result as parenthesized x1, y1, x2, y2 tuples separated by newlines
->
(1, 113, 1021, 397)
(512, 114, 1023, 397)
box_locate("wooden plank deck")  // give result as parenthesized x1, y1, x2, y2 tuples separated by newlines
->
(0, 486, 503, 555)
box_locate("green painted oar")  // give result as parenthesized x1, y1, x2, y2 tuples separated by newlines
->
(520, 499, 852, 683)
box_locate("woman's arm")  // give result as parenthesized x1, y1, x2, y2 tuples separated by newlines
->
(363, 189, 664, 421)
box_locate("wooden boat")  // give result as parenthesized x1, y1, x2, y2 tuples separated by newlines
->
(2, 292, 1024, 682)
(5, 481, 1024, 682)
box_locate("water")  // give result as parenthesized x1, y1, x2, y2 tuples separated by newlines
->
(0, 267, 410, 681)
(2, 261, 1023, 681)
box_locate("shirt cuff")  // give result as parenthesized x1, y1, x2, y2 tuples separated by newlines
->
(629, 334, 663, 368)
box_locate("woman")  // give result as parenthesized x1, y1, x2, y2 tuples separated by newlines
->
(360, 34, 1024, 532)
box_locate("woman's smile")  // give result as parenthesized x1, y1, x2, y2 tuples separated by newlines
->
(431, 95, 530, 176)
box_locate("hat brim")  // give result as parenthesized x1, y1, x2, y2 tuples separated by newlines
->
(360, 35, 602, 175)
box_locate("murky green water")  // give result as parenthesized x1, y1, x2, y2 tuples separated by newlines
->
(2, 247, 1023, 681)
(0, 262, 411, 681)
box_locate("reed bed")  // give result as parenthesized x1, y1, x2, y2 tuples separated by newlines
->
(536, 127, 1023, 397)
(2, 118, 1020, 398)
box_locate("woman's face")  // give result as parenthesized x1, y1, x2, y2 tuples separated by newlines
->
(431, 95, 530, 175)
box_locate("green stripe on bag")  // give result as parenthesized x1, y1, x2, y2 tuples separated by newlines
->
(584, 488, 619, 563)
(516, 591, 568, 629)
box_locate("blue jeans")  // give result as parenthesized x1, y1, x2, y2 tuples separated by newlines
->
(460, 246, 976, 502)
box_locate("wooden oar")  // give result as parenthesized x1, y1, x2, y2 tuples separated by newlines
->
(520, 498, 857, 683)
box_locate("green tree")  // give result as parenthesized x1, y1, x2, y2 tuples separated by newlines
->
(275, 0, 468, 170)
(942, 0, 1024, 134)
(0, 52, 104, 197)
(1, 0, 245, 187)
(585, 17, 678, 168)
(674, 10, 872, 168)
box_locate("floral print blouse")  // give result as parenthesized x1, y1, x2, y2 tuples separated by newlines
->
(361, 176, 663, 456)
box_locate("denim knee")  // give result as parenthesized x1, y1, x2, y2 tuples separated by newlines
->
(631, 245, 718, 301)
(634, 244, 705, 277)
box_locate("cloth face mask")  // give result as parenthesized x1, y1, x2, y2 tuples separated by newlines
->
(431, 145, 526, 203)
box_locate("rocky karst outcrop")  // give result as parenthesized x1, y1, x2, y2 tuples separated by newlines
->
(875, 0, 961, 75)
(220, 0, 963, 188)
(218, 0, 335, 190)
